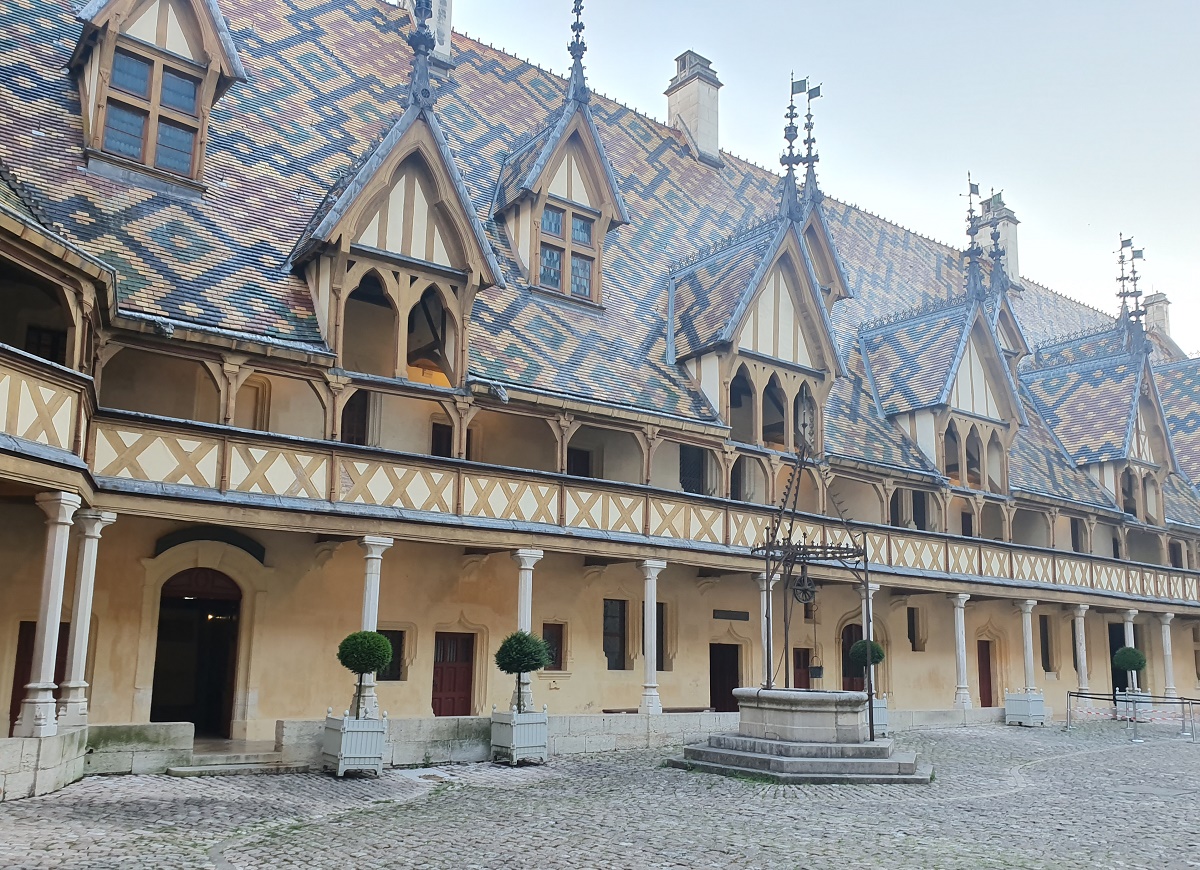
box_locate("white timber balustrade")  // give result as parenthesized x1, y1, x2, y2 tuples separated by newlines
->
(57, 509, 117, 728)
(1123, 609, 1138, 691)
(1159, 613, 1176, 698)
(951, 593, 971, 709)
(511, 548, 543, 711)
(1071, 605, 1090, 703)
(357, 535, 393, 718)
(755, 572, 779, 688)
(15, 492, 81, 737)
(1017, 600, 1037, 691)
(639, 559, 666, 714)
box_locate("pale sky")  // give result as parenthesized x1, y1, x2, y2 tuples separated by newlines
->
(455, 0, 1200, 353)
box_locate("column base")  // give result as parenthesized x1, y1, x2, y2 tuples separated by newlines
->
(1164, 688, 1179, 699)
(638, 688, 662, 715)
(353, 677, 380, 720)
(56, 682, 89, 729)
(953, 689, 973, 710)
(14, 688, 59, 738)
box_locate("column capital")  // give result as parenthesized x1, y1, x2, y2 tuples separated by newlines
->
(640, 558, 667, 579)
(75, 509, 117, 538)
(359, 535, 393, 559)
(754, 572, 780, 591)
(1158, 612, 1175, 626)
(511, 548, 544, 571)
(1122, 609, 1138, 622)
(858, 582, 881, 600)
(1016, 599, 1037, 615)
(950, 593, 970, 607)
(35, 491, 81, 524)
(1069, 604, 1089, 617)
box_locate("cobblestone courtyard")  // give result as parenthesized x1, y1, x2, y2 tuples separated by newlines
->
(1, 723, 1198, 869)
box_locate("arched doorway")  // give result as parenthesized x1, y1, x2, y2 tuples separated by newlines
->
(841, 623, 864, 691)
(150, 568, 241, 738)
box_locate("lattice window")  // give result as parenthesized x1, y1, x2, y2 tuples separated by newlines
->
(536, 199, 599, 302)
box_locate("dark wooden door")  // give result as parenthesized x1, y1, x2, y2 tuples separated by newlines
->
(432, 632, 474, 716)
(9, 621, 69, 737)
(792, 648, 811, 689)
(1108, 622, 1129, 695)
(708, 643, 740, 712)
(977, 640, 994, 707)
(841, 623, 864, 691)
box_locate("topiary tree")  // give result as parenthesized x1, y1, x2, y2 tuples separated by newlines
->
(494, 630, 551, 713)
(1113, 646, 1146, 675)
(848, 638, 885, 670)
(337, 631, 393, 719)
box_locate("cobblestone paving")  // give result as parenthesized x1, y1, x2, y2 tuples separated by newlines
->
(2, 723, 1199, 869)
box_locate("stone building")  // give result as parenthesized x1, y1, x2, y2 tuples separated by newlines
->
(1, 0, 1198, 797)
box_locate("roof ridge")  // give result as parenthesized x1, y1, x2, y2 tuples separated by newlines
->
(668, 215, 779, 274)
(1034, 321, 1122, 352)
(858, 292, 970, 335)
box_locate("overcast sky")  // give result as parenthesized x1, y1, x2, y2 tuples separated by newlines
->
(455, 0, 1199, 353)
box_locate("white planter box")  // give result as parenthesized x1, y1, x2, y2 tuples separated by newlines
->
(871, 695, 889, 737)
(491, 706, 548, 765)
(1005, 690, 1046, 726)
(323, 710, 387, 777)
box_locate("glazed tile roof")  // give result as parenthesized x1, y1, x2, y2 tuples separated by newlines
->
(858, 298, 969, 416)
(1155, 360, 1200, 483)
(1008, 391, 1116, 511)
(1163, 473, 1200, 529)
(1, 0, 1196, 505)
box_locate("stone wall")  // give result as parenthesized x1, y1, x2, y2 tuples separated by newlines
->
(84, 722, 194, 775)
(0, 727, 87, 801)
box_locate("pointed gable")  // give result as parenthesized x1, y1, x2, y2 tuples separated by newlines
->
(293, 106, 502, 288)
(672, 220, 842, 376)
(859, 300, 969, 416)
(945, 318, 1023, 423)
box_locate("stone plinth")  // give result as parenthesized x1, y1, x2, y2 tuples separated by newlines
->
(734, 688, 869, 744)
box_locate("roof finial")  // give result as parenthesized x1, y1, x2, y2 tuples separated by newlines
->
(799, 79, 822, 207)
(963, 173, 985, 298)
(406, 0, 437, 109)
(987, 204, 1007, 296)
(779, 74, 803, 220)
(1116, 234, 1146, 328)
(566, 0, 589, 103)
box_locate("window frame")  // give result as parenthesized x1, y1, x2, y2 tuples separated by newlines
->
(602, 598, 628, 671)
(92, 33, 212, 182)
(535, 195, 601, 303)
(541, 621, 567, 672)
(375, 629, 407, 681)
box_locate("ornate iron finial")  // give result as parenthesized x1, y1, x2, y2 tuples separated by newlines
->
(779, 75, 804, 220)
(1116, 235, 1146, 326)
(963, 173, 986, 298)
(406, 0, 437, 109)
(987, 217, 1007, 295)
(566, 0, 590, 103)
(799, 80, 822, 206)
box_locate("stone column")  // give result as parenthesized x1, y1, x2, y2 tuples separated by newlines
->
(755, 573, 779, 688)
(511, 548, 543, 711)
(1159, 613, 1177, 698)
(639, 559, 666, 714)
(1017, 599, 1037, 691)
(57, 510, 117, 728)
(859, 582, 880, 697)
(1071, 605, 1089, 699)
(356, 535, 393, 718)
(1123, 609, 1138, 692)
(14, 492, 81, 738)
(951, 593, 972, 709)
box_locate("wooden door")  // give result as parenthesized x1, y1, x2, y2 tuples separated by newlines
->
(708, 643, 740, 712)
(977, 640, 994, 707)
(792, 648, 811, 689)
(8, 621, 69, 737)
(841, 623, 864, 691)
(432, 632, 474, 716)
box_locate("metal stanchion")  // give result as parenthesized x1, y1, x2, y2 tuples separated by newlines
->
(1065, 692, 1073, 732)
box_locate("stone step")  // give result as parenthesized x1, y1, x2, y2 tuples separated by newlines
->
(166, 762, 308, 777)
(683, 745, 919, 776)
(192, 751, 282, 766)
(708, 734, 895, 759)
(667, 755, 934, 785)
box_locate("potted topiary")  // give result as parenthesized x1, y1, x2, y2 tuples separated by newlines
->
(491, 630, 551, 765)
(848, 639, 889, 736)
(1113, 646, 1148, 721)
(323, 630, 393, 777)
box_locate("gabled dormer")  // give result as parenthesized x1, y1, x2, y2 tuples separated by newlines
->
(70, 0, 246, 184)
(290, 6, 501, 389)
(492, 9, 629, 304)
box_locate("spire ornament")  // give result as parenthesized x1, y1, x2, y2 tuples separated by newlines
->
(406, 0, 437, 109)
(987, 206, 1008, 296)
(1116, 236, 1147, 348)
(963, 173, 985, 299)
(778, 74, 803, 221)
(798, 79, 822, 208)
(566, 0, 590, 103)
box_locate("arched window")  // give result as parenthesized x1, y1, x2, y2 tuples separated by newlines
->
(343, 273, 398, 378)
(761, 376, 788, 448)
(965, 427, 983, 489)
(943, 423, 961, 485)
(1120, 467, 1138, 516)
(794, 383, 817, 453)
(986, 432, 1004, 493)
(728, 367, 756, 444)
(406, 285, 457, 385)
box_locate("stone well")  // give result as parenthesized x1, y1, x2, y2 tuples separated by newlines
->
(733, 687, 869, 744)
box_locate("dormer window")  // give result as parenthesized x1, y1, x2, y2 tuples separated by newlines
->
(102, 48, 202, 176)
(70, 0, 247, 186)
(537, 198, 598, 301)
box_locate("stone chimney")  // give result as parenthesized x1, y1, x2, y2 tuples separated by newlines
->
(1143, 292, 1171, 336)
(980, 192, 1019, 282)
(665, 51, 722, 167)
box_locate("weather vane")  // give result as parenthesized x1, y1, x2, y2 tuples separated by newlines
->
(1116, 235, 1145, 324)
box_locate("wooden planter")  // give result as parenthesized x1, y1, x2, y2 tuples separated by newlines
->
(323, 709, 388, 777)
(1004, 690, 1047, 726)
(491, 705, 548, 765)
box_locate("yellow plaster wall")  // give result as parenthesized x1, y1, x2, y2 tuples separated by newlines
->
(100, 349, 221, 423)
